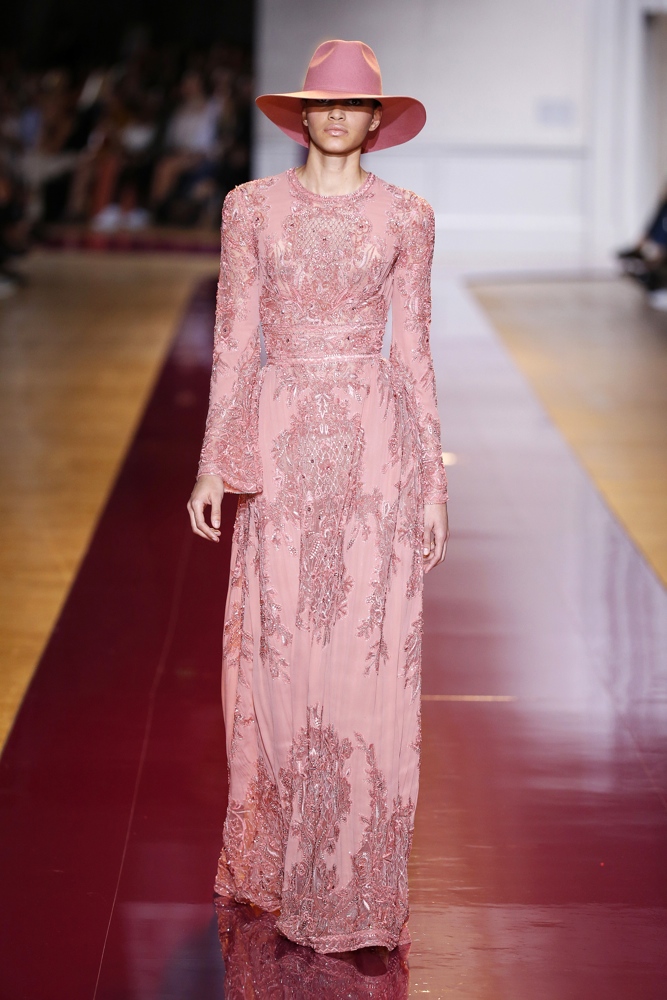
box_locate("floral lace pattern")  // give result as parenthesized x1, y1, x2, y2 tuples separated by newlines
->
(278, 729, 415, 953)
(402, 614, 423, 702)
(200, 169, 446, 952)
(216, 754, 286, 912)
(271, 392, 364, 644)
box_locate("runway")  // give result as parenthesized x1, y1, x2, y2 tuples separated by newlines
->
(0, 252, 214, 748)
(0, 255, 665, 998)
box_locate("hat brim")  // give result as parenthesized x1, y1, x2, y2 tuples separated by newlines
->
(255, 91, 426, 152)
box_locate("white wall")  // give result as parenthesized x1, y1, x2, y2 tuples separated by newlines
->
(644, 12, 667, 209)
(253, 0, 667, 271)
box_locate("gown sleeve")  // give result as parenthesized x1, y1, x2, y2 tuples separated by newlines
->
(390, 195, 449, 504)
(197, 185, 263, 493)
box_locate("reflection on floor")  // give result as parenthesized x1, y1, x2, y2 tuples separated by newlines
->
(0, 270, 665, 999)
(472, 277, 667, 584)
(216, 900, 409, 997)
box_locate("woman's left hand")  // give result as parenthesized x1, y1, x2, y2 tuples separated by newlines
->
(423, 503, 449, 573)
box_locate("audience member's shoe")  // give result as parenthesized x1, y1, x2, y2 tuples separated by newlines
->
(648, 289, 667, 310)
(123, 208, 151, 230)
(617, 245, 644, 260)
(0, 273, 18, 298)
(91, 204, 123, 232)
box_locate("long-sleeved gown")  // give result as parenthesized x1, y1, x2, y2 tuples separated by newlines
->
(198, 167, 448, 954)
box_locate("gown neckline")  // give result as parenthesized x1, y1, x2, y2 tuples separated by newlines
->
(287, 166, 376, 203)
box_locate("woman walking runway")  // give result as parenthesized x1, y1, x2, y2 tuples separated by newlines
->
(188, 38, 449, 966)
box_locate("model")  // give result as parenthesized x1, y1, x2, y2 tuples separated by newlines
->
(187, 38, 449, 967)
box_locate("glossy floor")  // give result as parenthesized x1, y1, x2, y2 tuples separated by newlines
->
(0, 269, 665, 998)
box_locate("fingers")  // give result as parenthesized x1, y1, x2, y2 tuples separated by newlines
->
(187, 488, 222, 542)
(433, 530, 448, 568)
(210, 492, 222, 531)
(423, 520, 441, 574)
(424, 528, 447, 573)
(422, 507, 449, 573)
(422, 522, 433, 557)
(187, 497, 216, 541)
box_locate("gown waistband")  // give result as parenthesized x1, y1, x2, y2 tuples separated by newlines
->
(265, 352, 382, 365)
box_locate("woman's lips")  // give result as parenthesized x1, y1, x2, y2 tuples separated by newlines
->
(325, 127, 347, 135)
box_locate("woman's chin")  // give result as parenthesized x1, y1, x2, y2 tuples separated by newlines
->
(309, 134, 365, 156)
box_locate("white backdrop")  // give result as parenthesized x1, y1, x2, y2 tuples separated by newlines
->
(253, 0, 667, 271)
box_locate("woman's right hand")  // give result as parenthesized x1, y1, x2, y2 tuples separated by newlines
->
(187, 474, 225, 542)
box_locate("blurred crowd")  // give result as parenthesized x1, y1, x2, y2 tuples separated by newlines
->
(0, 40, 252, 292)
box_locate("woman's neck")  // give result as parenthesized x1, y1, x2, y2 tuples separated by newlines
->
(295, 147, 368, 197)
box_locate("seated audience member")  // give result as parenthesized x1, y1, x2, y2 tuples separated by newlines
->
(74, 76, 160, 231)
(18, 71, 90, 225)
(150, 70, 220, 224)
(618, 186, 667, 306)
(0, 163, 29, 296)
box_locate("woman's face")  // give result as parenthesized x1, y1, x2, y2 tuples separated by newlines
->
(301, 98, 382, 153)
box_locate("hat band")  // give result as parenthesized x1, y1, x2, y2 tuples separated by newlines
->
(296, 88, 383, 97)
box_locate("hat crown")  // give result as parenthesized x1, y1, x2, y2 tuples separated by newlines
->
(303, 39, 383, 95)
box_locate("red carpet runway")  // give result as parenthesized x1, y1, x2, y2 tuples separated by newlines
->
(0, 272, 665, 999)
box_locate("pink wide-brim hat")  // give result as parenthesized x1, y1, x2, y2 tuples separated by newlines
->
(255, 39, 426, 153)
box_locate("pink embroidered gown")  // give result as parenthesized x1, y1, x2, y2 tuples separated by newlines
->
(198, 167, 448, 954)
